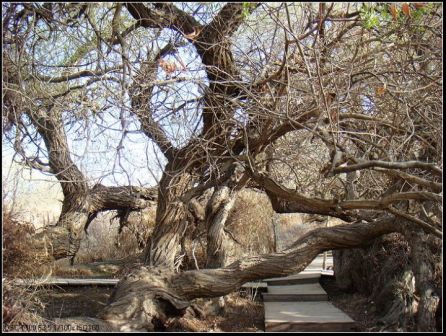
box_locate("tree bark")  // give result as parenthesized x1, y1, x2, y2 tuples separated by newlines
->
(334, 223, 441, 331)
(376, 269, 417, 330)
(205, 186, 237, 268)
(143, 161, 194, 268)
(405, 227, 441, 331)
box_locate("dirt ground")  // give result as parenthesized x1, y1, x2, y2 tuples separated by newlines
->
(320, 275, 381, 332)
(37, 287, 264, 332)
(38, 287, 113, 320)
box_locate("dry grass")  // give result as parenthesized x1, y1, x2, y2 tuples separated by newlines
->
(2, 205, 49, 277)
(2, 280, 50, 331)
(2, 160, 62, 230)
(165, 292, 264, 332)
(75, 207, 155, 264)
(37, 287, 114, 320)
(75, 213, 122, 264)
(226, 189, 276, 257)
(51, 265, 96, 278)
(2, 206, 50, 331)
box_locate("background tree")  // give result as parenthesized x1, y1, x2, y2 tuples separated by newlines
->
(2, 2, 442, 331)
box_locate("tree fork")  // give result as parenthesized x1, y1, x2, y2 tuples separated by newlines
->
(34, 184, 158, 261)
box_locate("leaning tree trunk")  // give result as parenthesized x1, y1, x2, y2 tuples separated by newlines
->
(33, 182, 158, 262)
(31, 107, 90, 261)
(75, 216, 403, 331)
(203, 163, 244, 269)
(31, 177, 158, 261)
(53, 194, 90, 261)
(18, 95, 159, 262)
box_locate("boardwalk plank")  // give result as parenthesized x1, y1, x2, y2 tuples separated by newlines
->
(267, 283, 327, 295)
(14, 278, 268, 289)
(263, 282, 328, 302)
(266, 272, 321, 285)
(264, 301, 356, 332)
(262, 294, 328, 302)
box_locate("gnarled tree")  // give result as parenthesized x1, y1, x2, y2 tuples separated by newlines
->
(2, 2, 442, 331)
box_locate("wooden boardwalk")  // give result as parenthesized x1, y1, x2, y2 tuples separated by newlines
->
(14, 277, 267, 290)
(14, 277, 120, 287)
(264, 302, 356, 332)
(14, 253, 354, 332)
(263, 254, 356, 332)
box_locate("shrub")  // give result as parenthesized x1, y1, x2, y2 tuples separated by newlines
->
(2, 205, 46, 277)
(2, 206, 48, 330)
(2, 279, 47, 329)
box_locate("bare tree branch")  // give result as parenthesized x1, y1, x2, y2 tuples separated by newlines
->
(333, 160, 442, 177)
(32, 66, 122, 83)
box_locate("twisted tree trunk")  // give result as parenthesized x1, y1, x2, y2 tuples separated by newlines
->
(143, 161, 194, 268)
(26, 108, 83, 261)
(91, 216, 403, 331)
(205, 186, 236, 268)
(405, 227, 441, 331)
